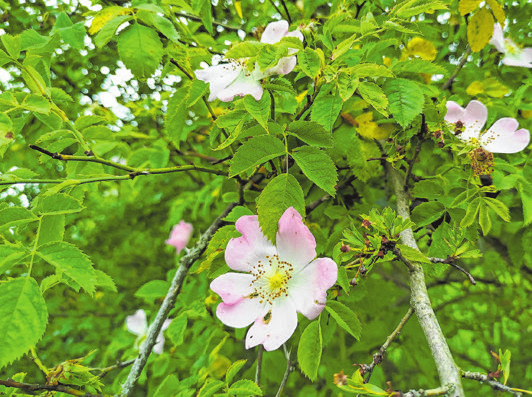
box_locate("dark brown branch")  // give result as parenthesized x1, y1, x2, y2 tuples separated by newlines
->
(0, 379, 107, 397)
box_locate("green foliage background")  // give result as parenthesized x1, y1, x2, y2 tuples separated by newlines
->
(0, 0, 531, 395)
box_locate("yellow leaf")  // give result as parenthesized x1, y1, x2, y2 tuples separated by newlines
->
(355, 112, 394, 140)
(466, 78, 510, 98)
(466, 81, 485, 96)
(406, 37, 437, 61)
(459, 0, 482, 15)
(468, 8, 494, 52)
(89, 6, 129, 35)
(486, 0, 505, 28)
(522, 110, 532, 119)
(234, 1, 243, 19)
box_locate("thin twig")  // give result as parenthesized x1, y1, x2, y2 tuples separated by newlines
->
(404, 114, 427, 188)
(278, 0, 292, 24)
(442, 46, 472, 91)
(92, 359, 136, 379)
(392, 246, 416, 272)
(429, 257, 476, 285)
(255, 345, 263, 388)
(120, 202, 239, 397)
(461, 371, 524, 396)
(361, 307, 415, 383)
(0, 379, 108, 397)
(401, 385, 454, 397)
(267, 0, 283, 18)
(306, 194, 331, 213)
(174, 11, 241, 31)
(275, 345, 291, 397)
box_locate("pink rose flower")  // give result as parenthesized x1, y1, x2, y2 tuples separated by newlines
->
(210, 207, 338, 351)
(490, 23, 532, 68)
(165, 221, 193, 254)
(195, 20, 304, 102)
(126, 309, 172, 354)
(445, 100, 530, 153)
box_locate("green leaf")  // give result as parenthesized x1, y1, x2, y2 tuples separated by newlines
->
(257, 174, 305, 241)
(0, 278, 48, 370)
(167, 315, 187, 346)
(134, 280, 170, 301)
(393, 0, 448, 18)
(287, 121, 333, 147)
(165, 85, 189, 148)
(518, 182, 532, 226)
(243, 92, 270, 131)
(152, 14, 179, 42)
(0, 207, 38, 232)
(192, 0, 213, 34)
(54, 14, 86, 49)
(391, 59, 447, 75)
(479, 203, 491, 235)
(383, 78, 424, 128)
(396, 244, 431, 263)
(154, 375, 180, 397)
(75, 115, 105, 131)
(324, 300, 361, 340)
(297, 320, 322, 381)
(460, 197, 481, 228)
(337, 68, 359, 101)
(20, 29, 49, 50)
(499, 349, 511, 385)
(229, 135, 285, 177)
(411, 201, 446, 227)
(337, 265, 351, 294)
(36, 242, 97, 296)
(352, 63, 394, 78)
(94, 15, 133, 47)
(38, 193, 84, 215)
(484, 197, 510, 222)
(358, 82, 388, 116)
(225, 359, 247, 385)
(298, 48, 321, 78)
(225, 41, 264, 59)
(0, 49, 11, 67)
(228, 380, 262, 396)
(223, 206, 254, 222)
(0, 245, 28, 275)
(292, 146, 338, 196)
(37, 215, 65, 247)
(0, 112, 13, 134)
(310, 95, 343, 132)
(198, 379, 224, 397)
(94, 269, 117, 292)
(1, 34, 21, 59)
(117, 24, 162, 78)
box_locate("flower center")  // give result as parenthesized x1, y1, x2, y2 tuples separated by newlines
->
(504, 40, 521, 56)
(249, 254, 294, 305)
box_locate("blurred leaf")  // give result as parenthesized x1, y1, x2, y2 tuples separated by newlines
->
(459, 0, 481, 15)
(0, 207, 38, 232)
(225, 359, 247, 385)
(298, 320, 322, 381)
(467, 8, 494, 52)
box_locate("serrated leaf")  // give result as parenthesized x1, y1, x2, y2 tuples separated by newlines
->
(118, 24, 162, 78)
(154, 375, 180, 397)
(36, 242, 97, 296)
(167, 315, 187, 346)
(1, 34, 21, 60)
(89, 6, 127, 35)
(37, 215, 65, 247)
(38, 193, 84, 215)
(134, 280, 170, 301)
(0, 278, 48, 370)
(486, 0, 505, 27)
(94, 269, 117, 292)
(94, 15, 133, 47)
(384, 78, 424, 128)
(152, 14, 179, 42)
(228, 380, 262, 396)
(484, 197, 510, 222)
(479, 203, 491, 235)
(292, 146, 337, 196)
(0, 207, 38, 232)
(0, 112, 12, 134)
(257, 174, 305, 241)
(337, 265, 351, 294)
(459, 0, 482, 15)
(324, 300, 361, 339)
(229, 135, 285, 177)
(225, 360, 247, 385)
(396, 244, 431, 263)
(337, 68, 359, 101)
(411, 201, 446, 227)
(467, 7, 494, 52)
(310, 95, 343, 132)
(198, 379, 224, 397)
(391, 59, 447, 75)
(287, 120, 333, 147)
(394, 0, 448, 18)
(297, 320, 322, 381)
(225, 41, 264, 59)
(298, 48, 321, 78)
(460, 197, 481, 228)
(165, 85, 189, 148)
(0, 245, 28, 275)
(358, 82, 388, 116)
(21, 94, 50, 114)
(352, 63, 394, 78)
(192, 0, 213, 34)
(244, 92, 270, 131)
(74, 115, 105, 131)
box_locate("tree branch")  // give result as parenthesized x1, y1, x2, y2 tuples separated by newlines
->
(387, 164, 465, 397)
(120, 202, 239, 397)
(401, 385, 454, 397)
(361, 307, 415, 383)
(442, 46, 472, 91)
(429, 257, 476, 285)
(255, 345, 263, 388)
(275, 345, 292, 397)
(0, 379, 108, 397)
(461, 371, 525, 396)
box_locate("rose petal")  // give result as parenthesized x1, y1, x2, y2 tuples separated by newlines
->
(286, 30, 304, 42)
(165, 221, 193, 254)
(153, 334, 165, 354)
(195, 64, 241, 101)
(162, 319, 172, 331)
(265, 56, 297, 75)
(245, 298, 297, 351)
(445, 100, 487, 141)
(216, 72, 264, 102)
(276, 207, 316, 267)
(289, 257, 338, 320)
(216, 298, 266, 328)
(481, 118, 530, 153)
(225, 215, 276, 272)
(502, 47, 532, 68)
(210, 273, 255, 305)
(126, 309, 147, 336)
(490, 23, 505, 53)
(261, 20, 290, 44)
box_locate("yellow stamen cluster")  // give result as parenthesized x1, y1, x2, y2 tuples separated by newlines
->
(248, 254, 294, 305)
